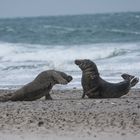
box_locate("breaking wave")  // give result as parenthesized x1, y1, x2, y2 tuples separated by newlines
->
(0, 42, 140, 88)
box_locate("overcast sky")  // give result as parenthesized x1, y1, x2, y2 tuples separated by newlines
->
(0, 0, 140, 18)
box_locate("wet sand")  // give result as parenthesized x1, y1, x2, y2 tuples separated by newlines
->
(0, 88, 140, 140)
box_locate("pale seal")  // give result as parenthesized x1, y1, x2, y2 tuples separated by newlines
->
(75, 59, 139, 98)
(0, 70, 72, 101)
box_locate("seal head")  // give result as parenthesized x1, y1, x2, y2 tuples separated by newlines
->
(75, 59, 99, 75)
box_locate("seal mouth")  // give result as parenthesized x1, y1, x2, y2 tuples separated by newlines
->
(75, 60, 81, 65)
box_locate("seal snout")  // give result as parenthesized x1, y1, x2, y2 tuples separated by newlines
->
(75, 59, 81, 65)
(67, 76, 73, 82)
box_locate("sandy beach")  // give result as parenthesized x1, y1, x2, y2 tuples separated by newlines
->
(0, 88, 140, 140)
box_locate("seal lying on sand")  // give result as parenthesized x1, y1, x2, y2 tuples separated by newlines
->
(0, 70, 72, 101)
(75, 59, 139, 98)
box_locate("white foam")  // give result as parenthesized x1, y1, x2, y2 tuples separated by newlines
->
(0, 42, 140, 88)
(0, 42, 139, 62)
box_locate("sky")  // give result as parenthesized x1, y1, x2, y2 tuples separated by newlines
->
(0, 0, 140, 18)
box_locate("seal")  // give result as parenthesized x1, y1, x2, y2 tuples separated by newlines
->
(0, 70, 72, 101)
(75, 59, 139, 98)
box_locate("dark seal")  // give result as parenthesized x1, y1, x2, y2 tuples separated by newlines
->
(0, 70, 72, 101)
(75, 59, 139, 98)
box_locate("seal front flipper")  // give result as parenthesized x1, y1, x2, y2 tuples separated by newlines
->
(44, 84, 53, 100)
(85, 87, 100, 98)
(81, 92, 86, 98)
(45, 93, 53, 100)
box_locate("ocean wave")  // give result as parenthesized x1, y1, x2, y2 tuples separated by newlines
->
(135, 15, 140, 18)
(0, 42, 139, 62)
(0, 26, 15, 33)
(0, 42, 139, 70)
(1, 12, 140, 45)
(107, 29, 140, 35)
(2, 64, 44, 71)
(43, 25, 75, 32)
(106, 49, 127, 58)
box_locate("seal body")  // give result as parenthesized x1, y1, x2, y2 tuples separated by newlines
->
(75, 59, 139, 98)
(0, 70, 72, 101)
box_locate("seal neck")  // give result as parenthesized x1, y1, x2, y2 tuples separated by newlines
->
(82, 69, 99, 76)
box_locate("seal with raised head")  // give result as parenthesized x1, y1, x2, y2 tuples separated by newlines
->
(0, 70, 72, 101)
(75, 59, 139, 98)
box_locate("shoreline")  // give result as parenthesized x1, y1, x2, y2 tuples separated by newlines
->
(0, 88, 140, 139)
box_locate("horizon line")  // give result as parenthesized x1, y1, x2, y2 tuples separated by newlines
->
(0, 10, 140, 19)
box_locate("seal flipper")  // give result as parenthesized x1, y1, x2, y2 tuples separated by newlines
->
(45, 93, 52, 100)
(121, 73, 139, 87)
(121, 73, 135, 81)
(44, 83, 53, 100)
(82, 92, 86, 98)
(130, 77, 139, 87)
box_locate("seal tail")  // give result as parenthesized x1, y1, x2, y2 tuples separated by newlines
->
(121, 73, 139, 87)
(121, 73, 135, 81)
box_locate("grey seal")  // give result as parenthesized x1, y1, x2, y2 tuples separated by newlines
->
(0, 70, 72, 101)
(75, 59, 139, 98)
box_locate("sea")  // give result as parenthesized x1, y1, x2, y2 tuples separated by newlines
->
(0, 12, 140, 89)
